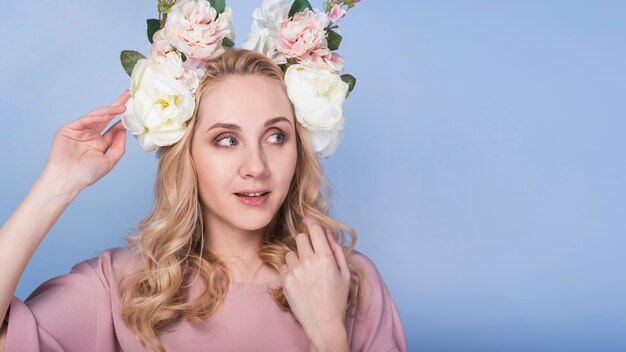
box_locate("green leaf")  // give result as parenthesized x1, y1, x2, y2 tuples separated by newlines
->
(340, 73, 356, 97)
(222, 37, 235, 48)
(209, 0, 226, 14)
(286, 58, 299, 65)
(289, 0, 313, 18)
(327, 29, 342, 51)
(147, 19, 161, 44)
(120, 50, 146, 77)
(325, 2, 332, 12)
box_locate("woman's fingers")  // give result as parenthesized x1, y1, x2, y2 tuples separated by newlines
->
(87, 104, 127, 118)
(65, 113, 114, 132)
(104, 120, 127, 166)
(326, 229, 350, 280)
(302, 217, 333, 257)
(86, 89, 131, 116)
(111, 89, 131, 106)
(285, 250, 299, 271)
(102, 119, 125, 147)
(295, 232, 314, 260)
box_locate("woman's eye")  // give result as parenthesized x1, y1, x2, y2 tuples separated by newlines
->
(215, 134, 237, 147)
(214, 131, 288, 148)
(268, 132, 287, 144)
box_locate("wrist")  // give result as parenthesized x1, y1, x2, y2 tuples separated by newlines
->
(307, 321, 349, 352)
(37, 169, 81, 203)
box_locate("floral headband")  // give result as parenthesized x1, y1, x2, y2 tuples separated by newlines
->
(120, 0, 359, 158)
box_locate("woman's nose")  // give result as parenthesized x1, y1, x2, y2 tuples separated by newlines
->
(240, 146, 270, 179)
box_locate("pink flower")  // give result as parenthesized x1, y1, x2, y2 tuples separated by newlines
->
(148, 29, 202, 93)
(162, 0, 234, 60)
(275, 9, 328, 58)
(300, 46, 345, 72)
(328, 3, 346, 22)
(150, 29, 173, 55)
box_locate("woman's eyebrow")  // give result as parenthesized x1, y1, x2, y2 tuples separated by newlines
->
(206, 116, 292, 132)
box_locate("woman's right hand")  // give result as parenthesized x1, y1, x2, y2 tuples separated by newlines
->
(41, 89, 131, 195)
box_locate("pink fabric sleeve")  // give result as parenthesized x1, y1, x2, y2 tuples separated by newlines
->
(5, 259, 117, 352)
(348, 251, 407, 352)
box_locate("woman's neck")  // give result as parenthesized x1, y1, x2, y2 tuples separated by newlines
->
(203, 220, 277, 284)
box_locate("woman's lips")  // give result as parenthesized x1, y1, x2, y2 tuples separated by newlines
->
(235, 192, 270, 206)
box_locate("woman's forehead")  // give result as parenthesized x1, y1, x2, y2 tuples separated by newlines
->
(197, 76, 294, 128)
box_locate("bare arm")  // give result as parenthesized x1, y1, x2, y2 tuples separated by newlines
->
(0, 172, 79, 326)
(0, 90, 130, 346)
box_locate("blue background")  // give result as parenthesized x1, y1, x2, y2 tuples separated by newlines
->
(1, 1, 625, 351)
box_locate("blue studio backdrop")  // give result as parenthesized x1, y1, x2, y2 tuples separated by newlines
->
(1, 1, 625, 351)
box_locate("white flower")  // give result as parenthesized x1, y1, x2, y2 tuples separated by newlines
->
(222, 6, 236, 43)
(284, 64, 349, 157)
(309, 117, 345, 158)
(121, 59, 195, 152)
(242, 0, 291, 64)
(162, 0, 234, 60)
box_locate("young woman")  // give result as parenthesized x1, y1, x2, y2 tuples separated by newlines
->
(0, 48, 406, 351)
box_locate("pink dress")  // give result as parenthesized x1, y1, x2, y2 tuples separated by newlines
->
(5, 247, 407, 351)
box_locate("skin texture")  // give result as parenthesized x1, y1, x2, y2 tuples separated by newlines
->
(191, 75, 298, 284)
(282, 216, 352, 352)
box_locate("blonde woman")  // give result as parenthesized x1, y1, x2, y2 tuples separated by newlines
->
(0, 49, 406, 351)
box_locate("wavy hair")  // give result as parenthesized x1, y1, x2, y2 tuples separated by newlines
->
(117, 48, 366, 352)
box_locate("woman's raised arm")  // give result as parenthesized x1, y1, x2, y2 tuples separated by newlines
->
(0, 90, 130, 336)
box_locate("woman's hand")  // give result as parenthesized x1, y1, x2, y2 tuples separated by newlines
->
(279, 216, 351, 352)
(42, 90, 131, 195)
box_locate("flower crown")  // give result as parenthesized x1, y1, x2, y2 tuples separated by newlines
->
(120, 0, 360, 158)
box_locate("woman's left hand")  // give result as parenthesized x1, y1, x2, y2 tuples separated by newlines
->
(279, 216, 351, 352)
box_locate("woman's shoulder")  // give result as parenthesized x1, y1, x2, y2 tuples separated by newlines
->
(349, 249, 384, 279)
(75, 245, 143, 285)
(345, 249, 408, 351)
(348, 249, 394, 296)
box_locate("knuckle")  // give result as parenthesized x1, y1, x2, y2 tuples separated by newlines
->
(319, 254, 334, 265)
(301, 257, 313, 267)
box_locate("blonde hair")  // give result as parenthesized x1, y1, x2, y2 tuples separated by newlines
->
(117, 48, 366, 352)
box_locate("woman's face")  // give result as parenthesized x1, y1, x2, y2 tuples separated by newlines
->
(191, 75, 297, 234)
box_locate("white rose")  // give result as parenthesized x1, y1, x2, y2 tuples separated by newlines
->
(162, 0, 233, 60)
(311, 117, 345, 158)
(121, 59, 195, 152)
(242, 0, 291, 64)
(222, 6, 236, 43)
(284, 64, 349, 157)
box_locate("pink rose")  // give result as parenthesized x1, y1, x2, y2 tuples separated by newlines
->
(299, 46, 345, 72)
(148, 29, 202, 93)
(150, 29, 173, 55)
(275, 9, 328, 58)
(328, 3, 346, 22)
(162, 0, 233, 60)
